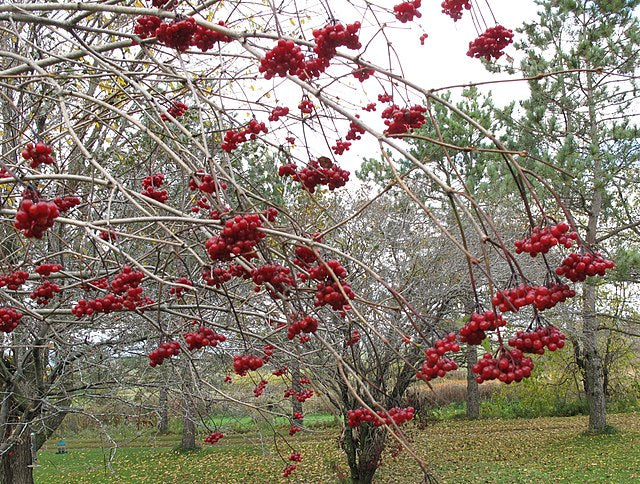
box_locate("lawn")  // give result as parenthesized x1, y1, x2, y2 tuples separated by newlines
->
(34, 413, 640, 483)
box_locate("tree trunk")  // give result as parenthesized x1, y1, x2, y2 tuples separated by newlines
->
(158, 385, 169, 434)
(1, 434, 35, 484)
(582, 69, 607, 432)
(355, 427, 386, 484)
(180, 397, 197, 450)
(582, 282, 607, 431)
(466, 347, 479, 419)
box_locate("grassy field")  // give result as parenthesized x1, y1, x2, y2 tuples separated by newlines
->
(34, 412, 640, 483)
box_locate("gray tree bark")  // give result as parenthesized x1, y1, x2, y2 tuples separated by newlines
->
(582, 70, 607, 432)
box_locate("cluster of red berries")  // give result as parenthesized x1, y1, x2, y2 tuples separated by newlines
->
(72, 290, 152, 316)
(289, 425, 302, 436)
(135, 16, 232, 52)
(259, 40, 306, 79)
(35, 263, 62, 276)
(332, 140, 351, 155)
(14, 196, 60, 239)
(82, 277, 109, 291)
(268, 106, 290, 122)
(515, 222, 578, 256)
(289, 452, 302, 462)
(151, 0, 178, 8)
(473, 348, 533, 384)
(492, 283, 575, 313)
(278, 159, 350, 193)
(347, 406, 415, 428)
(155, 17, 197, 51)
(293, 411, 304, 420)
(21, 142, 54, 169)
(508, 325, 566, 355)
(251, 264, 293, 297)
(346, 120, 366, 141)
(556, 252, 615, 282)
(191, 22, 232, 51)
(111, 266, 144, 294)
(459, 311, 506, 345)
(99, 230, 117, 242)
(313, 22, 362, 58)
(263, 343, 277, 361)
(419, 33, 429, 45)
(73, 266, 151, 316)
(0, 270, 29, 290)
(441, 0, 471, 21)
(149, 341, 181, 367)
(204, 432, 224, 444)
(272, 366, 288, 376)
(161, 101, 188, 121)
(205, 214, 266, 261)
(393, 1, 422, 23)
(233, 354, 263, 376)
(282, 464, 297, 477)
(188, 170, 227, 194)
(184, 325, 226, 351)
(201, 265, 233, 287)
(53, 196, 81, 213)
(221, 120, 268, 152)
(467, 25, 514, 60)
(253, 379, 268, 397)
(315, 280, 355, 313)
(352, 67, 374, 82)
(303, 259, 348, 282)
(292, 236, 322, 267)
(381, 104, 427, 135)
(30, 280, 61, 306)
(169, 277, 192, 298)
(298, 98, 314, 114)
(0, 307, 23, 333)
(295, 389, 314, 402)
(141, 173, 168, 203)
(134, 15, 163, 39)
(416, 333, 460, 382)
(287, 315, 318, 340)
(345, 329, 360, 346)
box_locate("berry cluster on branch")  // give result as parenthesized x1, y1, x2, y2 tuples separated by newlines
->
(393, 1, 422, 23)
(508, 325, 566, 354)
(21, 142, 54, 169)
(184, 325, 226, 351)
(467, 25, 514, 60)
(556, 252, 615, 282)
(149, 341, 181, 367)
(141, 173, 168, 203)
(233, 354, 264, 376)
(459, 311, 506, 345)
(278, 159, 350, 193)
(0, 270, 30, 290)
(416, 333, 460, 382)
(514, 222, 578, 256)
(347, 406, 415, 428)
(0, 307, 23, 333)
(473, 348, 533, 384)
(204, 432, 224, 444)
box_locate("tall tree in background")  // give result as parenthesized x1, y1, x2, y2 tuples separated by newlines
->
(514, 0, 640, 431)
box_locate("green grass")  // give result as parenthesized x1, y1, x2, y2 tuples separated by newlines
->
(34, 413, 640, 483)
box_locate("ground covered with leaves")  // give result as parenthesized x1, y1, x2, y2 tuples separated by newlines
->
(34, 413, 640, 483)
